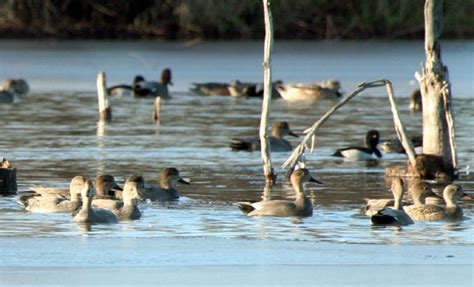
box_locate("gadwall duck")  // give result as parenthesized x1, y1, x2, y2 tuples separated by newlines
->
(92, 175, 143, 221)
(140, 168, 190, 201)
(230, 121, 298, 152)
(409, 89, 422, 112)
(18, 176, 85, 213)
(190, 82, 232, 96)
(370, 177, 414, 226)
(404, 183, 470, 221)
(236, 168, 321, 217)
(333, 130, 382, 160)
(276, 80, 343, 101)
(94, 175, 123, 199)
(73, 177, 118, 224)
(1, 78, 29, 96)
(134, 68, 173, 99)
(379, 135, 423, 154)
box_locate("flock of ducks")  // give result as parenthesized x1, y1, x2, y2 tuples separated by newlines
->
(2, 72, 469, 228)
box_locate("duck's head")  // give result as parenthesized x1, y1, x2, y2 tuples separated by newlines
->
(409, 181, 441, 204)
(123, 175, 145, 201)
(272, 121, 298, 138)
(69, 175, 89, 197)
(2, 79, 29, 95)
(94, 175, 122, 197)
(365, 130, 380, 148)
(443, 184, 470, 203)
(160, 167, 189, 189)
(290, 168, 323, 186)
(161, 68, 173, 86)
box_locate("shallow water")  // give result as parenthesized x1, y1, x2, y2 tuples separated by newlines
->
(0, 41, 473, 256)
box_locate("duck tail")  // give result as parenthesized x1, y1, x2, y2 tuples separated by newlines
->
(332, 149, 343, 157)
(17, 193, 39, 208)
(229, 139, 252, 151)
(235, 202, 255, 214)
(370, 210, 397, 225)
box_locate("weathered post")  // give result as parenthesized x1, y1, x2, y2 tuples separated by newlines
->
(153, 97, 161, 125)
(419, 0, 457, 178)
(259, 0, 276, 184)
(97, 72, 112, 123)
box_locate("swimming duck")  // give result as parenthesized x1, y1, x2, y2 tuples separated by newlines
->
(139, 168, 190, 201)
(236, 168, 321, 217)
(409, 89, 422, 112)
(370, 177, 414, 226)
(276, 80, 343, 101)
(190, 82, 232, 96)
(332, 130, 382, 160)
(18, 176, 85, 213)
(404, 183, 470, 221)
(1, 78, 29, 96)
(107, 75, 145, 97)
(134, 68, 173, 99)
(229, 121, 298, 152)
(94, 175, 123, 199)
(92, 175, 143, 221)
(73, 177, 118, 224)
(379, 135, 423, 154)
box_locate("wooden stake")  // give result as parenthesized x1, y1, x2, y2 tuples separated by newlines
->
(153, 97, 161, 125)
(259, 0, 276, 184)
(97, 72, 111, 122)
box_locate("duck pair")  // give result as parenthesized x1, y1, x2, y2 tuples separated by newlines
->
(368, 178, 470, 225)
(108, 68, 172, 99)
(0, 78, 29, 103)
(191, 81, 281, 98)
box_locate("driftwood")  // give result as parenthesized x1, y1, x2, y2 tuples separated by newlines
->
(283, 80, 417, 171)
(259, 0, 276, 184)
(419, 0, 457, 178)
(153, 97, 161, 125)
(97, 72, 112, 123)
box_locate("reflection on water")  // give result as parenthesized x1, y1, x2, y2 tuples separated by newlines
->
(0, 41, 473, 247)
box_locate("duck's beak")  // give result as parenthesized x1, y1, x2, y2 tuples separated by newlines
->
(178, 177, 190, 185)
(289, 131, 298, 138)
(309, 176, 323, 184)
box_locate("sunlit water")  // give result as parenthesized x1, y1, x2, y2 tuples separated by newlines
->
(0, 41, 473, 250)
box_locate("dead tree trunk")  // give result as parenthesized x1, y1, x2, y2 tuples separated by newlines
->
(420, 0, 457, 178)
(259, 0, 276, 184)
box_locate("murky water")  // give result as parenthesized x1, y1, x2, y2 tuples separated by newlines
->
(0, 41, 473, 251)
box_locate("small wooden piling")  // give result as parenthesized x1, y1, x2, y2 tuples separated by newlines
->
(97, 72, 112, 122)
(153, 97, 161, 125)
(0, 159, 17, 195)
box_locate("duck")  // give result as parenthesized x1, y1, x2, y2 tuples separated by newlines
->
(94, 175, 123, 199)
(134, 68, 173, 99)
(139, 168, 190, 201)
(1, 78, 29, 96)
(73, 177, 118, 224)
(17, 176, 86, 213)
(404, 183, 470, 221)
(190, 82, 232, 96)
(107, 75, 144, 97)
(332, 130, 382, 160)
(229, 121, 298, 152)
(276, 80, 343, 101)
(379, 135, 423, 154)
(92, 175, 143, 221)
(370, 177, 414, 226)
(236, 168, 322, 217)
(409, 89, 422, 112)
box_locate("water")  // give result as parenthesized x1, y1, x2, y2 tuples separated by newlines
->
(0, 41, 473, 260)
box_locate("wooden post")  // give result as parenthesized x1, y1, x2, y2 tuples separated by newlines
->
(259, 0, 276, 184)
(153, 97, 161, 125)
(97, 72, 112, 122)
(420, 0, 457, 177)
